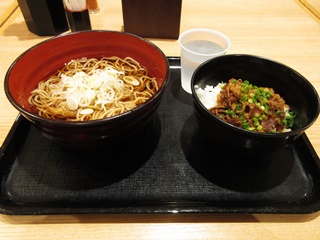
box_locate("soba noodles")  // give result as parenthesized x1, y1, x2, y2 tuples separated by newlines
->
(28, 56, 159, 121)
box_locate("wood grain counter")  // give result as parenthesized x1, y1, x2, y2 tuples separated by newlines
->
(0, 0, 320, 239)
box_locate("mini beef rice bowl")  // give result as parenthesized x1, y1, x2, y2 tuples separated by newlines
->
(191, 54, 320, 152)
(195, 78, 295, 133)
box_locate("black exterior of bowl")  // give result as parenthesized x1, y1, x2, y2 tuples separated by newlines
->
(191, 54, 320, 153)
(20, 95, 161, 149)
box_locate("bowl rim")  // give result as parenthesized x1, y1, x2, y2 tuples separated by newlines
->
(191, 53, 320, 137)
(4, 30, 170, 126)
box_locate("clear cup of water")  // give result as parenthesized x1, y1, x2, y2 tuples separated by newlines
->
(178, 28, 231, 93)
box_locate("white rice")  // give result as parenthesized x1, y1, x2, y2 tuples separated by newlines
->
(194, 83, 225, 109)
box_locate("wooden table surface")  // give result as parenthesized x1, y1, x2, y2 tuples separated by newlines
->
(0, 0, 16, 26)
(1, 0, 320, 239)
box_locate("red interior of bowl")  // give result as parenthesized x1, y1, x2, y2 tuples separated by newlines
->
(6, 31, 169, 112)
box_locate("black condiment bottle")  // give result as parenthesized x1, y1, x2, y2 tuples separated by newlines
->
(64, 8, 92, 32)
(18, 0, 69, 36)
(63, 0, 92, 32)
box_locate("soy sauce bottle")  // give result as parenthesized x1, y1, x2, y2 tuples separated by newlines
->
(63, 0, 92, 32)
(18, 0, 69, 36)
(64, 8, 92, 32)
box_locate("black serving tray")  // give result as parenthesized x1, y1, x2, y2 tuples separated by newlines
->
(1, 57, 320, 215)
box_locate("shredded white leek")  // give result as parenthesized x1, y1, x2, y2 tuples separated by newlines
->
(59, 67, 125, 111)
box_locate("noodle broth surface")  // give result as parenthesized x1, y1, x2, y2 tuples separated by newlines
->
(28, 56, 159, 121)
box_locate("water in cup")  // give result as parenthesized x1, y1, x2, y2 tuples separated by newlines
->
(179, 28, 230, 94)
(183, 40, 225, 55)
(181, 40, 225, 93)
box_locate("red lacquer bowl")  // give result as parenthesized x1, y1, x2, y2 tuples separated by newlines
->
(5, 30, 170, 148)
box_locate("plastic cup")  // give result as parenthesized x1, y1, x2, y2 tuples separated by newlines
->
(178, 28, 231, 93)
